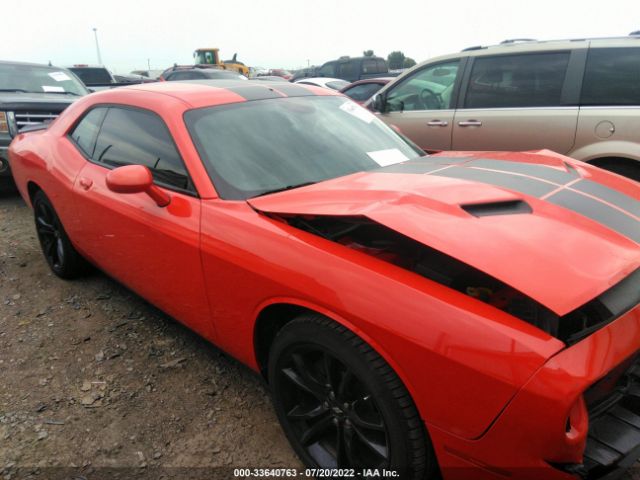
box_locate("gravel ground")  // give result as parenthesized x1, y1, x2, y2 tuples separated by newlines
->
(1, 189, 638, 480)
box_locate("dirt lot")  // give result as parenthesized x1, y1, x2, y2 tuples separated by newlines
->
(1, 189, 638, 480)
(0, 190, 300, 479)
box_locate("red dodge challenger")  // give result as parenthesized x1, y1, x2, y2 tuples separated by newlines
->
(8, 80, 640, 480)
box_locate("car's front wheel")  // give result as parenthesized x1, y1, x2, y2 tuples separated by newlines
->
(33, 190, 89, 279)
(269, 314, 437, 479)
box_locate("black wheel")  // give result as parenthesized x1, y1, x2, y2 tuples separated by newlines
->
(33, 190, 89, 279)
(593, 158, 640, 182)
(269, 314, 436, 479)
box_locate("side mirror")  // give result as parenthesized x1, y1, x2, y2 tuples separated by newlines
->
(105, 165, 170, 207)
(369, 93, 387, 113)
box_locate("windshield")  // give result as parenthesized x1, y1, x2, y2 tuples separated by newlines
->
(0, 64, 88, 95)
(185, 96, 422, 199)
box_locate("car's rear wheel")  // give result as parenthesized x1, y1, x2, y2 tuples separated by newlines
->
(269, 314, 436, 479)
(33, 190, 89, 279)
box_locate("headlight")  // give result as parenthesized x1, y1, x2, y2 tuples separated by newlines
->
(0, 112, 8, 134)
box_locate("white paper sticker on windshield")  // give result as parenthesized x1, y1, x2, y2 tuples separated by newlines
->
(48, 72, 71, 82)
(367, 149, 408, 167)
(339, 100, 375, 124)
(42, 85, 65, 92)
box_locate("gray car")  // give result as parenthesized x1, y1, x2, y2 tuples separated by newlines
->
(369, 34, 640, 181)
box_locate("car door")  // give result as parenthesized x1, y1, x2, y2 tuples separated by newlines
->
(377, 60, 462, 152)
(68, 106, 214, 340)
(452, 51, 580, 154)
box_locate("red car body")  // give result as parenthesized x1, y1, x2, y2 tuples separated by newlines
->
(8, 81, 640, 479)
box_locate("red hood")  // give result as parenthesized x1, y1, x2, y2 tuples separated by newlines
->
(249, 151, 640, 315)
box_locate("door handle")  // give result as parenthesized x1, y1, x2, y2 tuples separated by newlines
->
(427, 120, 449, 127)
(78, 177, 93, 190)
(458, 120, 483, 127)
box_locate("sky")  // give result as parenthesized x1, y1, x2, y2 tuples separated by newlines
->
(2, 0, 639, 74)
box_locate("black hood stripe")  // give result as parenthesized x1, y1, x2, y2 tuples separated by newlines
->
(547, 190, 640, 243)
(378, 157, 640, 243)
(465, 159, 581, 184)
(570, 180, 640, 219)
(432, 166, 558, 197)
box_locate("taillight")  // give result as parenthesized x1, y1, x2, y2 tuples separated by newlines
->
(0, 112, 8, 133)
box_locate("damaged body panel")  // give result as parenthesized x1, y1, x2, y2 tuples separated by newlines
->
(249, 151, 640, 317)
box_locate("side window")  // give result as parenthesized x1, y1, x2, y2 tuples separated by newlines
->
(465, 52, 570, 109)
(69, 108, 107, 157)
(581, 48, 640, 106)
(337, 62, 355, 79)
(362, 59, 377, 74)
(344, 83, 384, 102)
(93, 107, 191, 191)
(386, 60, 460, 112)
(318, 62, 336, 77)
(168, 71, 194, 81)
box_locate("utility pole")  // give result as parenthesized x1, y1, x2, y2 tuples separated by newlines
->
(147, 58, 151, 70)
(92, 28, 103, 65)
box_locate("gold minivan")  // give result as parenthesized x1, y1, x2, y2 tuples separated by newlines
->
(369, 35, 640, 181)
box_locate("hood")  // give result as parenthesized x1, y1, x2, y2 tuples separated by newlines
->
(249, 151, 640, 316)
(0, 92, 79, 111)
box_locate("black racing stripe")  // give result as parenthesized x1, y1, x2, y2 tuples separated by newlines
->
(431, 166, 558, 197)
(547, 190, 640, 243)
(270, 83, 317, 97)
(378, 160, 449, 174)
(226, 85, 283, 101)
(571, 180, 640, 218)
(467, 159, 580, 184)
(377, 156, 477, 174)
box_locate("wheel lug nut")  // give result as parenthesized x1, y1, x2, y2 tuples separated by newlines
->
(343, 403, 349, 409)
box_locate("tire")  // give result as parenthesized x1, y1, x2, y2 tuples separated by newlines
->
(32, 190, 89, 279)
(594, 158, 640, 182)
(268, 314, 437, 479)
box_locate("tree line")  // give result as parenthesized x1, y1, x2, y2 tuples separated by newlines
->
(363, 50, 417, 69)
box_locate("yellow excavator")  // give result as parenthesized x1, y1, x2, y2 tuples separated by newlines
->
(193, 48, 249, 76)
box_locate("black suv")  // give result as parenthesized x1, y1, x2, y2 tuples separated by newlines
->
(0, 61, 88, 187)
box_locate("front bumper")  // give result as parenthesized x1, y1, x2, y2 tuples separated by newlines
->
(429, 303, 640, 480)
(0, 145, 11, 178)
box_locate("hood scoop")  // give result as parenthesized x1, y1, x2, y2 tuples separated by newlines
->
(461, 200, 532, 217)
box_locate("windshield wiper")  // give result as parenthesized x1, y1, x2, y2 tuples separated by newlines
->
(253, 181, 317, 197)
(43, 91, 82, 96)
(0, 89, 29, 93)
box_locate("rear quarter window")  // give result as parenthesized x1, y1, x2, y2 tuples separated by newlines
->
(69, 108, 107, 157)
(581, 47, 640, 106)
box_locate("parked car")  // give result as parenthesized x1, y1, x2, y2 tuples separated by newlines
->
(253, 75, 289, 82)
(369, 35, 640, 180)
(263, 68, 292, 80)
(163, 68, 247, 81)
(340, 77, 393, 104)
(67, 65, 116, 86)
(291, 66, 319, 82)
(8, 80, 640, 479)
(0, 60, 87, 188)
(131, 69, 164, 80)
(113, 73, 156, 84)
(318, 56, 389, 82)
(294, 77, 349, 90)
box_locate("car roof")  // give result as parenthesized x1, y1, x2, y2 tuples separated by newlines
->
(394, 35, 640, 89)
(344, 77, 393, 87)
(116, 79, 338, 108)
(0, 60, 68, 69)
